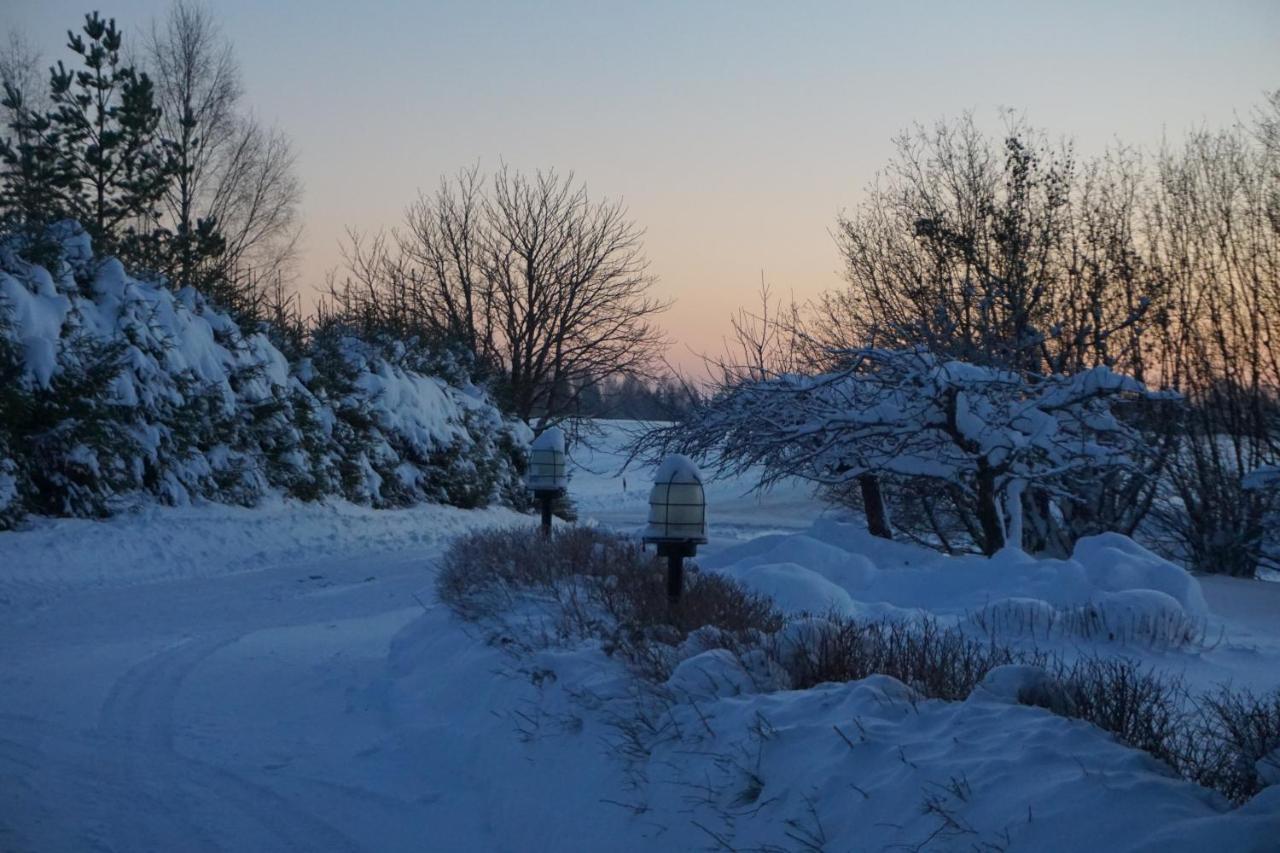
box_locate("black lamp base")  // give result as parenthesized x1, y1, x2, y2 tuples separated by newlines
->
(651, 540, 698, 603)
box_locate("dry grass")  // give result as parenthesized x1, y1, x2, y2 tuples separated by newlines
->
(437, 525, 782, 655)
(774, 615, 1044, 700)
(1187, 686, 1280, 802)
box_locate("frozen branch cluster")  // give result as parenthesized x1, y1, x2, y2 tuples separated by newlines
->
(643, 347, 1169, 554)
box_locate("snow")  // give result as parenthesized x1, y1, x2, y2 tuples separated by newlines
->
(0, 499, 526, 600)
(0, 419, 1277, 851)
(1262, 748, 1280, 787)
(652, 452, 703, 484)
(530, 425, 565, 452)
(705, 523, 1209, 623)
(1245, 463, 1280, 491)
(0, 264, 69, 387)
(665, 647, 759, 699)
(727, 560, 864, 615)
(568, 419, 821, 542)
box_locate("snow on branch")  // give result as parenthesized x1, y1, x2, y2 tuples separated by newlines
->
(638, 347, 1175, 552)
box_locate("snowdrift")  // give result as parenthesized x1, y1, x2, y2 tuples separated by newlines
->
(0, 223, 528, 529)
(704, 520, 1209, 643)
(393, 591, 1280, 853)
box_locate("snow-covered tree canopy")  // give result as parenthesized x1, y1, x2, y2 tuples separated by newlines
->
(640, 348, 1174, 554)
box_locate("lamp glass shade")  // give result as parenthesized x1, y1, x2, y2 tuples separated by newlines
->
(526, 447, 567, 491)
(642, 455, 708, 543)
(526, 427, 568, 491)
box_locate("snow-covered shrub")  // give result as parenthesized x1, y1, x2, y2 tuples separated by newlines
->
(962, 535, 1209, 650)
(973, 664, 1078, 716)
(967, 593, 1206, 649)
(0, 224, 528, 528)
(300, 323, 529, 510)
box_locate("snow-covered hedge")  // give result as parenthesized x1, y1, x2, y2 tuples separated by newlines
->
(0, 223, 529, 529)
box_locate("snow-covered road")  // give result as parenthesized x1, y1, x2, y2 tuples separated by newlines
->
(1, 530, 452, 851)
(0, 424, 821, 852)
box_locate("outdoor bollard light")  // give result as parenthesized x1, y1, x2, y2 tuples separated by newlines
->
(642, 454, 708, 604)
(526, 427, 568, 536)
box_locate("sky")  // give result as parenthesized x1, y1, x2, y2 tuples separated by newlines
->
(7, 0, 1280, 373)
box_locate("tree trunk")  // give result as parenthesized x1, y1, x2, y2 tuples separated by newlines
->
(858, 474, 893, 539)
(975, 462, 1005, 556)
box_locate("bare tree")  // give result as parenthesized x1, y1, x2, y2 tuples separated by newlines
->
(329, 166, 669, 425)
(822, 115, 1156, 379)
(1146, 109, 1280, 576)
(400, 165, 493, 355)
(716, 277, 807, 383)
(146, 1, 301, 301)
(0, 30, 45, 117)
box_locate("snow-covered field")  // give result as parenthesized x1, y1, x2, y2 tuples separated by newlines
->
(1, 420, 1277, 851)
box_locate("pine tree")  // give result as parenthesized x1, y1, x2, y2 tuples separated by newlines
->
(0, 82, 77, 265)
(47, 13, 172, 259)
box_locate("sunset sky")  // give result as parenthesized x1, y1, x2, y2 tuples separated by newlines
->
(10, 0, 1280, 372)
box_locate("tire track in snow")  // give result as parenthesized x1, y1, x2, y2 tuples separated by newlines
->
(93, 634, 361, 853)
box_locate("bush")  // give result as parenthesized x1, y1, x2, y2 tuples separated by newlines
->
(436, 526, 783, 666)
(1189, 686, 1280, 803)
(1023, 658, 1280, 805)
(1052, 657, 1188, 771)
(437, 525, 636, 617)
(774, 615, 1039, 700)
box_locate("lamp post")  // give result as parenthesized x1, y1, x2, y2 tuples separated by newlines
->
(642, 454, 708, 604)
(526, 427, 567, 536)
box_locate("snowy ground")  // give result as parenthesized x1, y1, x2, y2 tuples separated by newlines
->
(1, 420, 1277, 851)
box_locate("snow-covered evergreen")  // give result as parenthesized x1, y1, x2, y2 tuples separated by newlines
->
(0, 223, 529, 529)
